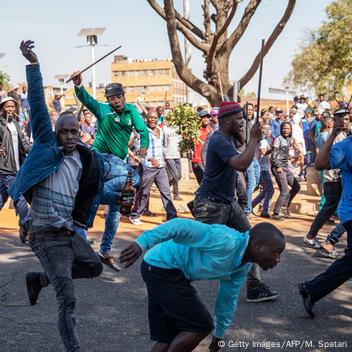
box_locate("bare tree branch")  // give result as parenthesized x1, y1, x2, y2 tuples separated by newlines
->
(210, 0, 220, 11)
(163, 0, 213, 97)
(224, 0, 262, 51)
(202, 0, 212, 42)
(239, 0, 296, 88)
(147, 0, 204, 40)
(206, 0, 238, 77)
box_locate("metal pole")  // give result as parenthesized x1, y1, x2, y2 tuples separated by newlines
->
(286, 89, 289, 116)
(59, 80, 65, 108)
(90, 44, 96, 99)
(183, 0, 191, 103)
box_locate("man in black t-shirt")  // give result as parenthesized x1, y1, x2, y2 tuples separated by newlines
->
(194, 101, 279, 303)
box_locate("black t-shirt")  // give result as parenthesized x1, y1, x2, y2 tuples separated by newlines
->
(197, 130, 238, 203)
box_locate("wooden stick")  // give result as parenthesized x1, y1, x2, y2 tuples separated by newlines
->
(218, 73, 224, 102)
(66, 45, 122, 83)
(256, 39, 265, 123)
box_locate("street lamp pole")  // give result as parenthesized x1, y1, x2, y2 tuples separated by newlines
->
(55, 75, 68, 109)
(78, 28, 106, 99)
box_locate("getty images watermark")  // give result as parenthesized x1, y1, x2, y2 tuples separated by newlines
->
(217, 340, 348, 350)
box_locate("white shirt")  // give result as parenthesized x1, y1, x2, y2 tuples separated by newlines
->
(318, 100, 330, 111)
(7, 121, 20, 171)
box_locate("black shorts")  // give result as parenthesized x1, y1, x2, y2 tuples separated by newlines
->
(141, 260, 214, 343)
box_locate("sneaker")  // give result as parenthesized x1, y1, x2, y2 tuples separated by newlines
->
(320, 242, 338, 259)
(303, 235, 321, 249)
(271, 213, 283, 221)
(247, 283, 279, 303)
(260, 212, 271, 219)
(281, 208, 292, 219)
(298, 283, 315, 318)
(143, 210, 156, 217)
(26, 272, 43, 306)
(129, 216, 143, 225)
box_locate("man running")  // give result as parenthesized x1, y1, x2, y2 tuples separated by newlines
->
(120, 218, 285, 352)
(11, 40, 105, 352)
(70, 70, 149, 270)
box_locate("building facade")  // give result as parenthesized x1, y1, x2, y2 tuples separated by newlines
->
(111, 55, 187, 107)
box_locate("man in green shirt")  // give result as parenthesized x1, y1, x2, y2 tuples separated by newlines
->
(70, 71, 149, 270)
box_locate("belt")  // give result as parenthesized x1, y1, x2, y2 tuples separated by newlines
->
(28, 227, 76, 239)
(195, 194, 231, 205)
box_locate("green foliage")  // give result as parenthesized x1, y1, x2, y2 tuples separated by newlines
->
(166, 104, 201, 154)
(288, 0, 352, 96)
(0, 71, 10, 90)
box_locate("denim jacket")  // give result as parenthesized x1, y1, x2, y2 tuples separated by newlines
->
(9, 64, 105, 229)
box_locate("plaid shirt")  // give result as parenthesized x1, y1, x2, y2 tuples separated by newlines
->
(144, 126, 165, 168)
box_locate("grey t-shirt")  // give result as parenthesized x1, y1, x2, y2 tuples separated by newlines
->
(31, 150, 82, 231)
(163, 125, 181, 159)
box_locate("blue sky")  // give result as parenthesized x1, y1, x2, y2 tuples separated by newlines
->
(0, 0, 332, 100)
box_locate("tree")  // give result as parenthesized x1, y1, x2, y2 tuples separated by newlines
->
(0, 71, 10, 90)
(167, 104, 201, 154)
(147, 0, 296, 106)
(288, 0, 352, 96)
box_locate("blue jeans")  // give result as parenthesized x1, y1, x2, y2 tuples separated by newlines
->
(29, 229, 103, 352)
(98, 153, 141, 254)
(252, 170, 274, 213)
(0, 174, 29, 224)
(244, 159, 260, 214)
(327, 223, 345, 245)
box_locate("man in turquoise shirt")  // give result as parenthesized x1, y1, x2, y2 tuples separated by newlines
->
(70, 71, 149, 271)
(120, 218, 285, 352)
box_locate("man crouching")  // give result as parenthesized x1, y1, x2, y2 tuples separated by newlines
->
(120, 218, 285, 352)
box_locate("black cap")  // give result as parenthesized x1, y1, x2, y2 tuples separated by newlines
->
(105, 83, 125, 97)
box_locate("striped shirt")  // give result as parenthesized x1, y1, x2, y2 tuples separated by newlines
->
(144, 126, 164, 168)
(31, 150, 82, 231)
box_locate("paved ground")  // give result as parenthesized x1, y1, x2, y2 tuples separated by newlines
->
(1, 180, 351, 352)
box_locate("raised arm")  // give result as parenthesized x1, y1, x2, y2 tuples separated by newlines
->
(20, 40, 54, 145)
(71, 71, 102, 119)
(315, 118, 344, 170)
(227, 123, 261, 172)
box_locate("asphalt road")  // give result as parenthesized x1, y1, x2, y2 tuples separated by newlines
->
(1, 216, 351, 352)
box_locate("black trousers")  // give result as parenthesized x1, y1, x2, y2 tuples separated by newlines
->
(306, 220, 352, 303)
(191, 162, 204, 185)
(308, 181, 342, 237)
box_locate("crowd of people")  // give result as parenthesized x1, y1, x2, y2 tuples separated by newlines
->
(0, 41, 352, 352)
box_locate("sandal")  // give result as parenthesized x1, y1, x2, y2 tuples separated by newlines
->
(97, 252, 122, 272)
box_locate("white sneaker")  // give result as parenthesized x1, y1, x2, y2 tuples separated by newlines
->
(303, 235, 321, 249)
(129, 216, 143, 225)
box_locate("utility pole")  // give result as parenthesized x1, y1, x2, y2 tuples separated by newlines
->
(183, 0, 192, 104)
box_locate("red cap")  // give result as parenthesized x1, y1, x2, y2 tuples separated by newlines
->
(218, 101, 242, 118)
